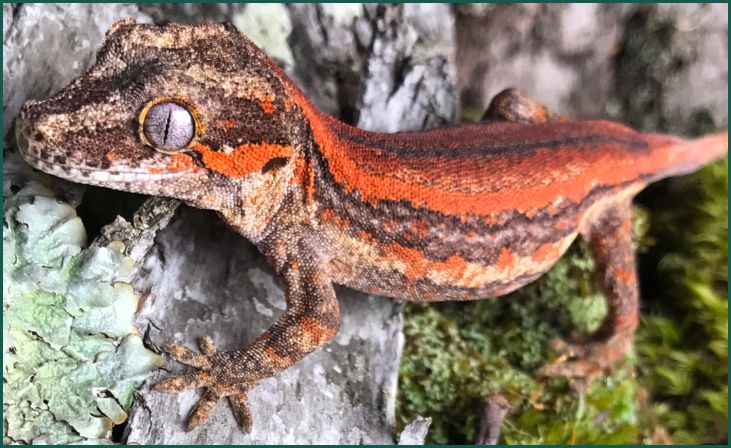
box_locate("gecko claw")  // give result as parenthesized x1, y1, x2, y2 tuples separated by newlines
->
(154, 337, 254, 429)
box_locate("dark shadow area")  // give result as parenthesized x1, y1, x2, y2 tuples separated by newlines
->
(75, 186, 148, 241)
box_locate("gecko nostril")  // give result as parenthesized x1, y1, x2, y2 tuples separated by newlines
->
(33, 132, 45, 142)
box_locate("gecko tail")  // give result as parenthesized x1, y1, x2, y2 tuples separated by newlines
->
(646, 130, 728, 180)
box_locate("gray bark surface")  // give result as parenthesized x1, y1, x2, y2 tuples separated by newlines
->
(398, 416, 433, 445)
(455, 3, 728, 127)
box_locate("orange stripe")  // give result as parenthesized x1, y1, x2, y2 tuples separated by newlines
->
(384, 242, 471, 283)
(292, 96, 676, 217)
(532, 242, 560, 263)
(192, 142, 293, 178)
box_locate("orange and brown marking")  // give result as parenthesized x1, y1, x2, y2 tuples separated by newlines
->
(265, 346, 295, 370)
(166, 153, 197, 172)
(319, 207, 351, 229)
(259, 95, 275, 114)
(293, 96, 677, 219)
(383, 220, 400, 233)
(383, 242, 473, 284)
(497, 247, 516, 270)
(291, 155, 315, 207)
(221, 118, 238, 130)
(298, 316, 338, 344)
(192, 142, 293, 178)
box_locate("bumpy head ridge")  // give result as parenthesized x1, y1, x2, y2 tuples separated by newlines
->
(16, 19, 304, 211)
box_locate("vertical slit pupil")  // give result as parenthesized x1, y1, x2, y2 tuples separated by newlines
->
(163, 109, 172, 146)
(143, 100, 195, 151)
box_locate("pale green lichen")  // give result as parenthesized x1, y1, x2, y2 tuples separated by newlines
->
(3, 181, 163, 444)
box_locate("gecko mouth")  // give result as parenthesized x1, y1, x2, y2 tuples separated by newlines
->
(19, 143, 190, 185)
(15, 107, 197, 187)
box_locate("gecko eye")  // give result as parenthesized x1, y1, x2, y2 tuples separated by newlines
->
(140, 101, 195, 152)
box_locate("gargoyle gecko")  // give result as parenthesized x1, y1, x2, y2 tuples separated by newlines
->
(16, 20, 728, 432)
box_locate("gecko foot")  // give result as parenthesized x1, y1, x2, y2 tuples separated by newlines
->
(536, 332, 633, 392)
(153, 336, 253, 432)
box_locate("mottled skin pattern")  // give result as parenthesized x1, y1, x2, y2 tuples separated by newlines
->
(15, 20, 728, 432)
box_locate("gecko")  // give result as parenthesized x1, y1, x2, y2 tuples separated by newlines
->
(15, 20, 728, 432)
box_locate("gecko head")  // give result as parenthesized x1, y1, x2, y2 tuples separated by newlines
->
(16, 19, 300, 211)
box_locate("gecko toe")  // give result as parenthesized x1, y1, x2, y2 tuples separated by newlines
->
(199, 336, 218, 355)
(186, 389, 221, 431)
(549, 337, 589, 358)
(163, 343, 213, 369)
(538, 334, 633, 392)
(154, 371, 213, 393)
(230, 390, 253, 433)
(537, 359, 601, 393)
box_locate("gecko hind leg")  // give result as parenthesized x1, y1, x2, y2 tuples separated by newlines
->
(538, 203, 639, 391)
(482, 88, 566, 124)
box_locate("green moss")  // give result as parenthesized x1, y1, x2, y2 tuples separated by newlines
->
(3, 181, 163, 444)
(635, 158, 728, 444)
(397, 239, 642, 444)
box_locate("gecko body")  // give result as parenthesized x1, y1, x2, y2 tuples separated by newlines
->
(16, 20, 728, 431)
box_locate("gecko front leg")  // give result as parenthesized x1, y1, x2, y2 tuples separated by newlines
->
(153, 238, 340, 432)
